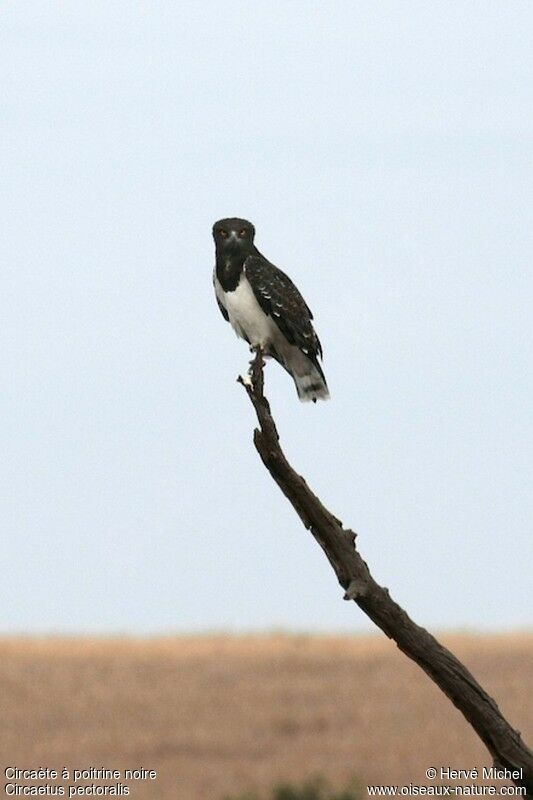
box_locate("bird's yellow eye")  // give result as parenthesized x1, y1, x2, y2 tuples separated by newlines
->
(220, 229, 228, 238)
(238, 228, 247, 237)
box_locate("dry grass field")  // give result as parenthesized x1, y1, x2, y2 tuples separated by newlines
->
(0, 634, 531, 799)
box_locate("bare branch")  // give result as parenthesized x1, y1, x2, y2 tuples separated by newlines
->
(239, 350, 533, 796)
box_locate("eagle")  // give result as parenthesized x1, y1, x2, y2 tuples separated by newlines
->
(212, 217, 329, 402)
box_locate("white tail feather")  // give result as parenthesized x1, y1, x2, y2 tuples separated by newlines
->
(293, 367, 330, 403)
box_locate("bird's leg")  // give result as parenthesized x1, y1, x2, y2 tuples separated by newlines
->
(248, 346, 266, 397)
(237, 346, 269, 402)
(248, 345, 265, 371)
(238, 347, 265, 394)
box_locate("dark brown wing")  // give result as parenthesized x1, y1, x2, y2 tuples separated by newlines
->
(244, 253, 323, 363)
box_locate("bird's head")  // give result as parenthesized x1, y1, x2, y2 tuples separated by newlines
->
(212, 218, 255, 255)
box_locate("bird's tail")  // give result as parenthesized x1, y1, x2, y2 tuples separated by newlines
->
(292, 361, 329, 403)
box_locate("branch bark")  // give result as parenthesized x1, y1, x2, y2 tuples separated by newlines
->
(238, 350, 533, 796)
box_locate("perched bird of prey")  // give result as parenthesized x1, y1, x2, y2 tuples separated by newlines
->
(212, 217, 329, 402)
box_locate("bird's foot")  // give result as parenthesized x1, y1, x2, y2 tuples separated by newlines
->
(248, 345, 265, 371)
(237, 346, 266, 399)
(248, 347, 266, 396)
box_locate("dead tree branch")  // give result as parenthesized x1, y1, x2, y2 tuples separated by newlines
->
(238, 350, 533, 796)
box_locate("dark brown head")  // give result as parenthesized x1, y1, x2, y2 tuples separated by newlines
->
(212, 217, 255, 256)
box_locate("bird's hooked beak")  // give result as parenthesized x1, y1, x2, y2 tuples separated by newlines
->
(224, 230, 243, 252)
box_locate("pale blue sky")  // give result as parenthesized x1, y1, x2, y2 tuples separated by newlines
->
(1, 1, 532, 634)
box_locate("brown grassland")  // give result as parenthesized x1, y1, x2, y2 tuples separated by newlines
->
(0, 633, 531, 799)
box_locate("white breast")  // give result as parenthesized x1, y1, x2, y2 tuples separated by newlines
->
(214, 271, 278, 348)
